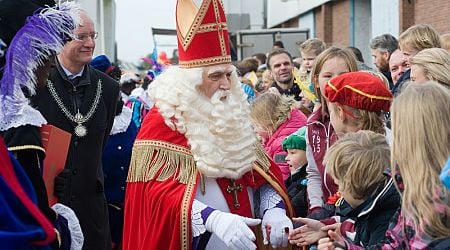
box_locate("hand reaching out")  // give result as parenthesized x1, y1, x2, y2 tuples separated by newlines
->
(205, 210, 261, 250)
(317, 230, 346, 250)
(321, 223, 340, 234)
(288, 217, 327, 246)
(261, 208, 293, 248)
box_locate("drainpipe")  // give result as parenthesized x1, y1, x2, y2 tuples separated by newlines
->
(99, 0, 106, 55)
(349, 0, 355, 47)
(263, 0, 267, 29)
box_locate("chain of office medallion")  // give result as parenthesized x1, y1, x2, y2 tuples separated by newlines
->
(46, 79, 102, 124)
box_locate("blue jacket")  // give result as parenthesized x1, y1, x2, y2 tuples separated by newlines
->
(102, 122, 138, 204)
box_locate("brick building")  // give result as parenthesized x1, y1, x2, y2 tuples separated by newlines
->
(266, 0, 450, 65)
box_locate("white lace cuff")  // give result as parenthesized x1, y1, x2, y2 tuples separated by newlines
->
(259, 184, 283, 217)
(191, 199, 208, 237)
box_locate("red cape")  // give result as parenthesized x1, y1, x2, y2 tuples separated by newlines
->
(122, 108, 293, 250)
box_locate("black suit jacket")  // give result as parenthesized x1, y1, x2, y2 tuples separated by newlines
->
(33, 60, 119, 250)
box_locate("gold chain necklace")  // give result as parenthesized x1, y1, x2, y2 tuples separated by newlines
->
(46, 79, 103, 137)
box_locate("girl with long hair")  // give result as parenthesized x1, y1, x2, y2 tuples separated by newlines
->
(305, 47, 358, 214)
(410, 48, 450, 87)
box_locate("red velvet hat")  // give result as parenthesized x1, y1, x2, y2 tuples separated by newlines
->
(176, 0, 231, 68)
(324, 72, 393, 112)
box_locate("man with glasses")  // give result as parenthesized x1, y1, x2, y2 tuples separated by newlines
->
(33, 10, 119, 250)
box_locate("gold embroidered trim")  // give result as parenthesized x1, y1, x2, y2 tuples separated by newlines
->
(327, 81, 392, 101)
(326, 80, 338, 91)
(134, 140, 192, 154)
(344, 85, 392, 100)
(197, 22, 228, 34)
(179, 55, 231, 68)
(254, 142, 271, 172)
(212, 0, 227, 56)
(127, 140, 197, 184)
(8, 145, 45, 153)
(177, 0, 211, 51)
(177, 0, 229, 59)
(180, 174, 198, 250)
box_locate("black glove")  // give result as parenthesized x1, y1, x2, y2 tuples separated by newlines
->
(54, 169, 71, 201)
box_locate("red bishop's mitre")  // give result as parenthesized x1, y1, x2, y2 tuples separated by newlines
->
(176, 0, 231, 68)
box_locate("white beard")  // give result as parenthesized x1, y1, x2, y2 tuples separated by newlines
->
(149, 66, 257, 179)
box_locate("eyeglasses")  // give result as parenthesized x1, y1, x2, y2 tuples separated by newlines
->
(73, 32, 98, 42)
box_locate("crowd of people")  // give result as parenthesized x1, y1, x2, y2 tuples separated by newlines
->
(0, 0, 449, 250)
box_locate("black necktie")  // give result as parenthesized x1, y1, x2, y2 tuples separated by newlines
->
(71, 76, 80, 86)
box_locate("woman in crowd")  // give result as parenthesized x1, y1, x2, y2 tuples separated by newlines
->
(410, 47, 450, 87)
(392, 24, 442, 96)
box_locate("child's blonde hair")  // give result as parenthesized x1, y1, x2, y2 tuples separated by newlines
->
(299, 38, 326, 56)
(410, 48, 450, 88)
(329, 103, 386, 135)
(250, 92, 298, 135)
(324, 130, 390, 200)
(391, 81, 450, 238)
(310, 47, 358, 113)
(398, 24, 441, 51)
(440, 33, 450, 51)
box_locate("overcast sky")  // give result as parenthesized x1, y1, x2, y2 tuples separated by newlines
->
(115, 0, 177, 63)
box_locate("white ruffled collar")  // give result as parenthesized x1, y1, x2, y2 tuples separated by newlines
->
(0, 100, 47, 131)
(110, 105, 132, 135)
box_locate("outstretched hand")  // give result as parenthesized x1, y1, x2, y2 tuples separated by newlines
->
(205, 210, 261, 250)
(288, 217, 327, 246)
(317, 230, 346, 250)
(261, 208, 293, 248)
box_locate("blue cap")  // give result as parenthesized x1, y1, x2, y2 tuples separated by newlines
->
(90, 54, 111, 73)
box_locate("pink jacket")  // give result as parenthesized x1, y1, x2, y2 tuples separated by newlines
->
(263, 109, 308, 180)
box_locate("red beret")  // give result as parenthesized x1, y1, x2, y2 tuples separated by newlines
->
(324, 72, 393, 112)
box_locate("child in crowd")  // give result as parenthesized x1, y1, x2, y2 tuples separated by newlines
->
(297, 39, 327, 114)
(304, 47, 358, 218)
(298, 38, 327, 81)
(410, 48, 450, 87)
(282, 126, 309, 217)
(323, 130, 400, 247)
(289, 71, 394, 247)
(318, 81, 450, 249)
(260, 69, 273, 91)
(392, 24, 441, 96)
(325, 72, 393, 138)
(250, 92, 307, 180)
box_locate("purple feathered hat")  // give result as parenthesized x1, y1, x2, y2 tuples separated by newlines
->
(0, 2, 80, 130)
